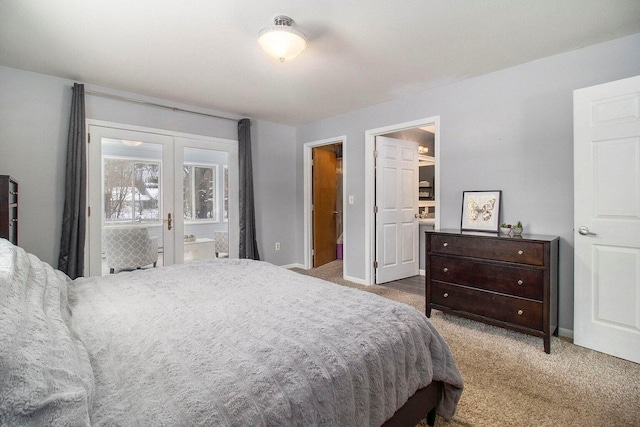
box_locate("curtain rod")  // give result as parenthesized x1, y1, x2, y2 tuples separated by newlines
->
(84, 89, 241, 123)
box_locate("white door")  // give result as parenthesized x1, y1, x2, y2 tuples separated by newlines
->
(573, 75, 640, 363)
(375, 136, 419, 284)
(88, 125, 238, 277)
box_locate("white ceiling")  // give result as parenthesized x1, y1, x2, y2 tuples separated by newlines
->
(1, 1, 639, 126)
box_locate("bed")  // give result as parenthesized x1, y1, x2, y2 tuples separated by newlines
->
(0, 239, 463, 426)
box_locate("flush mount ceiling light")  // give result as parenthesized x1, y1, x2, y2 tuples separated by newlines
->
(258, 15, 307, 62)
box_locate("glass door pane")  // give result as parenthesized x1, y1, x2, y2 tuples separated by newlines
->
(101, 139, 164, 275)
(88, 126, 174, 277)
(180, 146, 228, 263)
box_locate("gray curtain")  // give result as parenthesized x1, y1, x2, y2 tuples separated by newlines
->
(58, 83, 86, 278)
(238, 118, 260, 260)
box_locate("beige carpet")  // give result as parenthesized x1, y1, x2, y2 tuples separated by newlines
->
(292, 261, 640, 427)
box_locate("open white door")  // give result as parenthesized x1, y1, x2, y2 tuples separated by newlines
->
(574, 75, 640, 363)
(375, 136, 419, 284)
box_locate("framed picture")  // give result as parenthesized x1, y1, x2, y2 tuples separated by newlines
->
(461, 190, 502, 232)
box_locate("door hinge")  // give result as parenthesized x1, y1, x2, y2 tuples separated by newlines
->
(88, 133, 90, 144)
(373, 150, 378, 158)
(374, 205, 378, 213)
(87, 206, 91, 217)
(373, 261, 378, 269)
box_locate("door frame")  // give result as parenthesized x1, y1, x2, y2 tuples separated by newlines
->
(85, 119, 239, 276)
(365, 116, 440, 285)
(303, 135, 347, 272)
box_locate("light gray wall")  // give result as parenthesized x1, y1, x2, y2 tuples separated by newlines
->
(251, 119, 297, 265)
(295, 33, 640, 332)
(0, 65, 297, 267)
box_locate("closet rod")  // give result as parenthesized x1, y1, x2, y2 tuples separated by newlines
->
(84, 89, 240, 123)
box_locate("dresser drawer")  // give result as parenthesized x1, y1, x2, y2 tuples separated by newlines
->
(431, 282, 543, 331)
(430, 234, 545, 266)
(430, 255, 544, 300)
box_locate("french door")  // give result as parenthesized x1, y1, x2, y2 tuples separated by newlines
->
(87, 123, 239, 276)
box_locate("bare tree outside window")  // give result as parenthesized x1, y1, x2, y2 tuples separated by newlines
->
(104, 159, 160, 223)
(183, 165, 216, 221)
(183, 166, 193, 220)
(104, 160, 133, 221)
(223, 166, 229, 221)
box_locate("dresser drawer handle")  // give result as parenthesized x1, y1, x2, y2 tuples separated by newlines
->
(517, 310, 523, 315)
(443, 293, 449, 298)
(517, 279, 523, 285)
(517, 250, 524, 255)
(443, 242, 448, 247)
(443, 267, 449, 273)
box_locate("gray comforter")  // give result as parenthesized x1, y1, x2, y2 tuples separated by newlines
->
(0, 239, 462, 426)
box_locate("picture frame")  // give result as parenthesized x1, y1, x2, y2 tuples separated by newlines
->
(460, 190, 502, 233)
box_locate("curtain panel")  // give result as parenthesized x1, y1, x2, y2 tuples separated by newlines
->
(238, 118, 260, 260)
(58, 83, 86, 278)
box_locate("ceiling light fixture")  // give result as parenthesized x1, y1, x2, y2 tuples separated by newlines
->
(258, 15, 307, 62)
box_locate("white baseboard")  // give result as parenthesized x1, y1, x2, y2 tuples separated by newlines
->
(283, 263, 306, 269)
(558, 327, 574, 339)
(419, 269, 425, 276)
(345, 274, 367, 285)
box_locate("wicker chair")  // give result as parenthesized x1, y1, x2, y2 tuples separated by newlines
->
(104, 227, 158, 274)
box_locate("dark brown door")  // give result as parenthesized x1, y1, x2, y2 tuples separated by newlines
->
(313, 148, 337, 267)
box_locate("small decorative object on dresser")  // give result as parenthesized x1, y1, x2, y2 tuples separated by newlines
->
(425, 229, 559, 353)
(461, 190, 502, 233)
(0, 175, 18, 245)
(511, 221, 524, 235)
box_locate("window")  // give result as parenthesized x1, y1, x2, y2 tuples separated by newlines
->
(183, 165, 217, 221)
(103, 158, 160, 223)
(223, 165, 229, 222)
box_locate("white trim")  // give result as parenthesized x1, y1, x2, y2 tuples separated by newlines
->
(364, 116, 440, 285)
(419, 269, 425, 276)
(558, 328, 574, 339)
(303, 135, 347, 275)
(283, 263, 306, 270)
(344, 274, 366, 285)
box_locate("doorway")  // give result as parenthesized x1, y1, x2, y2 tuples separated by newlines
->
(303, 136, 347, 272)
(312, 145, 343, 267)
(87, 121, 239, 277)
(364, 117, 440, 285)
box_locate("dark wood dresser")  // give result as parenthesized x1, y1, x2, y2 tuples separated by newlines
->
(0, 175, 18, 245)
(426, 229, 559, 353)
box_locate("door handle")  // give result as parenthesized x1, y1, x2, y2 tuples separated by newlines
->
(164, 213, 172, 231)
(578, 226, 596, 236)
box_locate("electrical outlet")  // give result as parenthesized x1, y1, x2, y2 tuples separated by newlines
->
(275, 242, 281, 251)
